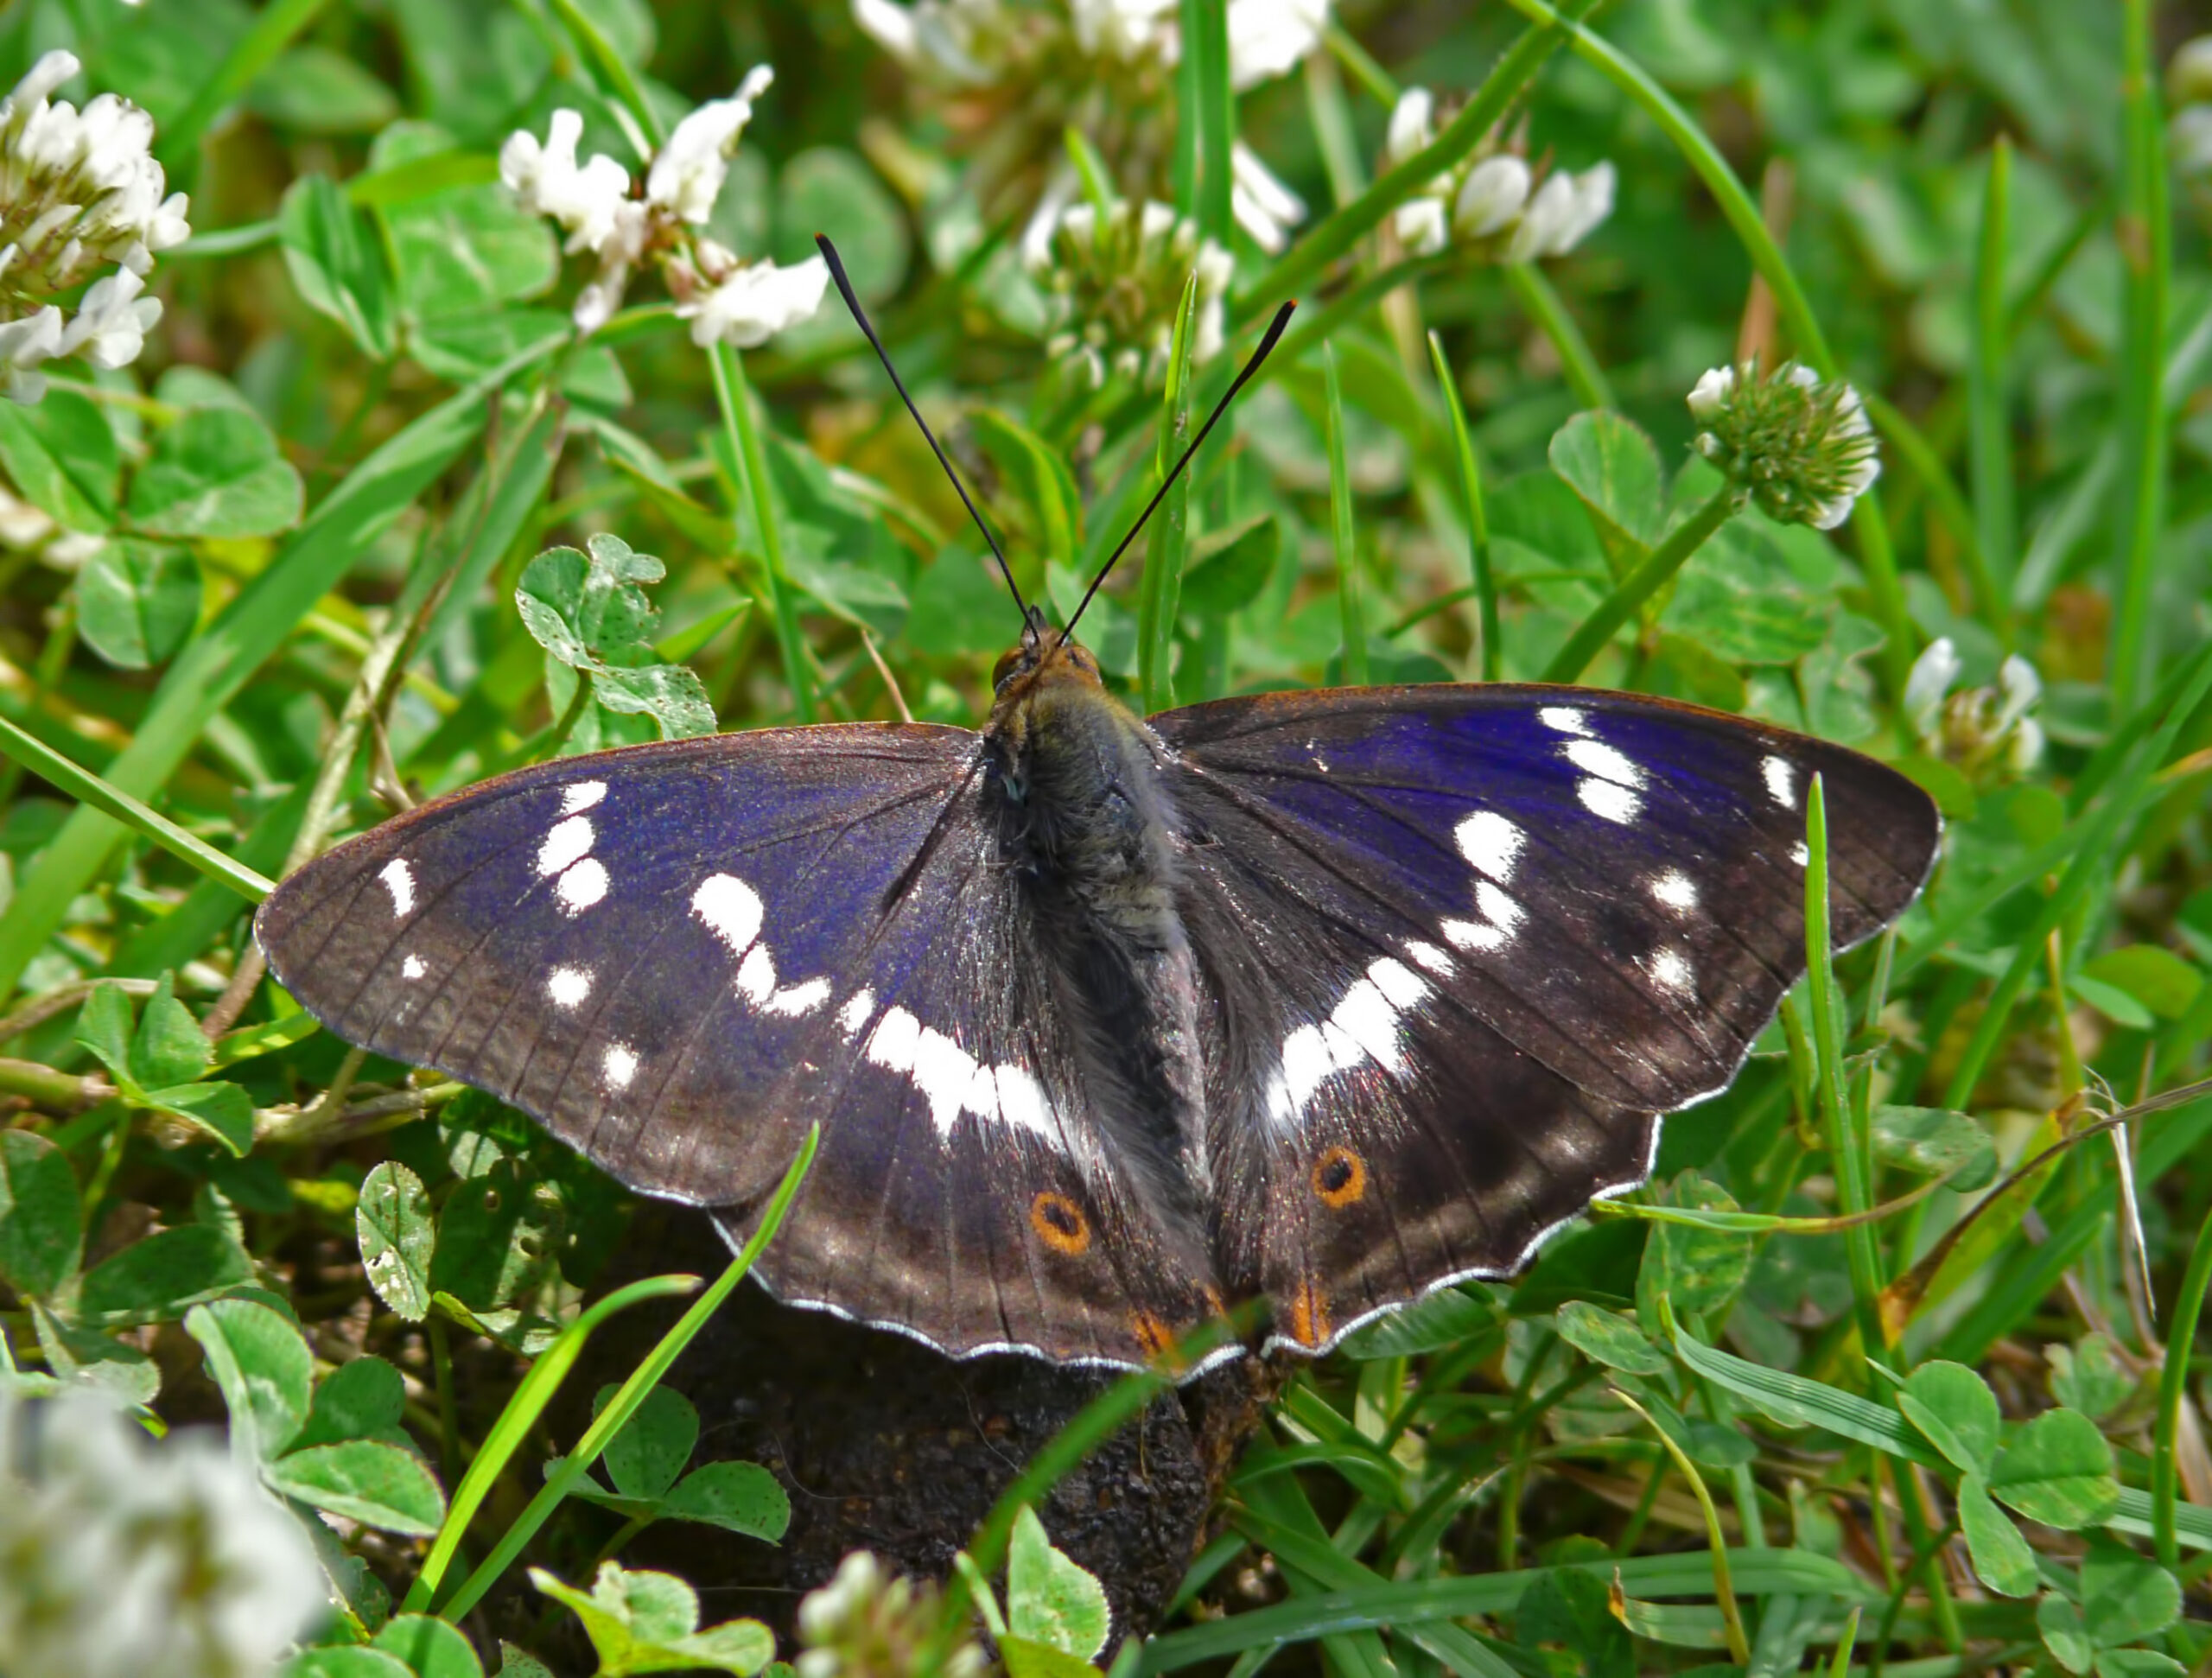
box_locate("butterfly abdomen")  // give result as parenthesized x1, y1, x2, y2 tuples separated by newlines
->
(986, 653, 1215, 1254)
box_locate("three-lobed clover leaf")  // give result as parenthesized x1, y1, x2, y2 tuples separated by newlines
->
(531, 1560, 775, 1676)
(73, 975, 257, 1156)
(517, 532, 716, 741)
(569, 1385, 792, 1545)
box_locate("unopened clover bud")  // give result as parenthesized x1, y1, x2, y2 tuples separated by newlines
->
(1685, 358, 1880, 531)
(1505, 170, 1578, 263)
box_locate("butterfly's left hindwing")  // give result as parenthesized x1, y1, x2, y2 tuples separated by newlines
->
(1153, 684, 1939, 1355)
(256, 726, 1220, 1370)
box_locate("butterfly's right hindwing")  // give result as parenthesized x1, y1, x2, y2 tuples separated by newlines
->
(256, 725, 1215, 1369)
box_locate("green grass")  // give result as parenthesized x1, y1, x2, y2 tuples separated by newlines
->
(1, 1, 2209, 1675)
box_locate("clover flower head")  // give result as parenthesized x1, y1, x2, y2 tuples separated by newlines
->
(1375, 88, 1611, 267)
(0, 51, 188, 402)
(1904, 636, 2045, 774)
(1071, 0, 1179, 62)
(795, 1551, 988, 1678)
(501, 76, 825, 347)
(1687, 357, 1879, 531)
(0, 1386, 327, 1678)
(1027, 194, 1230, 390)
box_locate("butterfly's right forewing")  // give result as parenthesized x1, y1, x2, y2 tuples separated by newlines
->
(257, 725, 1215, 1369)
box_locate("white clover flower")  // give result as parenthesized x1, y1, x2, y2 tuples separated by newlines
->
(1028, 195, 1231, 388)
(0, 1387, 327, 1678)
(646, 66, 775, 225)
(1370, 87, 1608, 268)
(1385, 87, 1435, 168)
(503, 73, 823, 349)
(60, 266, 159, 368)
(1452, 154, 1529, 239)
(796, 1551, 988, 1678)
(1227, 0, 1329, 89)
(1071, 0, 1179, 62)
(677, 253, 831, 348)
(499, 110, 634, 256)
(1688, 358, 1880, 531)
(1905, 635, 1962, 735)
(2171, 35, 2212, 105)
(1230, 141, 1306, 254)
(1904, 639, 2044, 773)
(0, 51, 188, 400)
(1393, 194, 1448, 257)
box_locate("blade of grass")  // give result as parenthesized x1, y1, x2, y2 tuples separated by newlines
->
(1967, 137, 2017, 628)
(711, 341, 817, 722)
(1611, 1388, 1750, 1664)
(158, 0, 334, 168)
(0, 343, 557, 1006)
(399, 1272, 704, 1614)
(1494, 0, 1915, 696)
(2110, 0, 2171, 713)
(1325, 346, 1368, 683)
(1426, 331, 1500, 682)
(1178, 0, 1233, 242)
(1502, 263, 1617, 411)
(0, 717, 273, 904)
(1859, 391, 1995, 629)
(1141, 275, 1201, 713)
(547, 0, 667, 148)
(432, 1125, 818, 1621)
(2155, 1206, 2212, 1567)
(1540, 485, 1737, 683)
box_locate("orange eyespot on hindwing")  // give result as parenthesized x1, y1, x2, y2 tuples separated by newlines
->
(1030, 1191, 1091, 1255)
(1312, 1145, 1368, 1207)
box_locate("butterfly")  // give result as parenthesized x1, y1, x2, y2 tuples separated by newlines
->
(256, 240, 1942, 1377)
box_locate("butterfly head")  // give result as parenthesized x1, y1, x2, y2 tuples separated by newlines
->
(990, 604, 1102, 702)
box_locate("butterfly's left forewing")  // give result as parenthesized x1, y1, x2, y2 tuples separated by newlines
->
(257, 726, 1219, 1370)
(1154, 684, 1939, 1355)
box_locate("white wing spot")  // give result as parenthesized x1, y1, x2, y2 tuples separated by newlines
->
(1476, 880, 1524, 934)
(546, 965, 592, 1007)
(537, 815, 594, 877)
(735, 943, 776, 1005)
(992, 1065, 1056, 1142)
(837, 988, 876, 1037)
(556, 857, 608, 915)
(1455, 810, 1525, 881)
(1649, 948, 1694, 994)
(767, 976, 831, 1017)
(691, 873, 763, 956)
(1444, 917, 1507, 951)
(1404, 940, 1457, 977)
(1539, 706, 1591, 735)
(401, 954, 426, 980)
(866, 1006, 921, 1074)
(1565, 736, 1645, 787)
(1790, 840, 1810, 868)
(1366, 956, 1431, 1010)
(1578, 778, 1641, 824)
(1650, 870, 1698, 912)
(911, 1026, 979, 1136)
(1763, 755, 1797, 809)
(603, 1042, 639, 1089)
(562, 780, 607, 815)
(1331, 980, 1404, 1072)
(379, 859, 415, 917)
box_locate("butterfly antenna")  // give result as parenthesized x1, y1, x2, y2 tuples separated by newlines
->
(1059, 299, 1296, 647)
(816, 234, 1027, 620)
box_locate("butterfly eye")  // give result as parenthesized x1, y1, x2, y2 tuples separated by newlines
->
(992, 646, 1026, 691)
